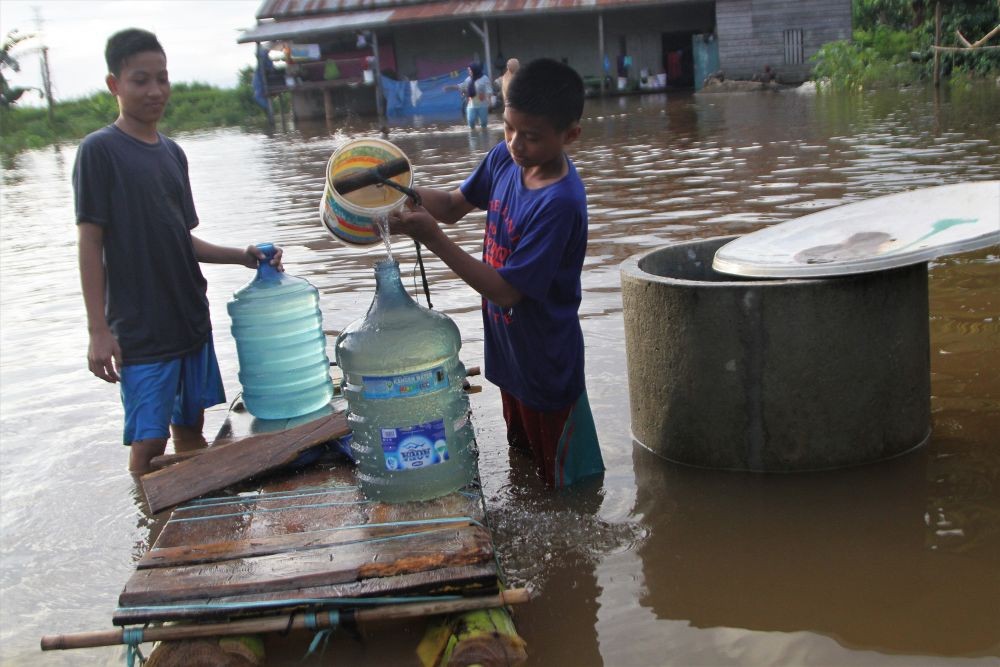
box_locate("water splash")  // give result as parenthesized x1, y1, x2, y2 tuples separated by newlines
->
(374, 213, 393, 260)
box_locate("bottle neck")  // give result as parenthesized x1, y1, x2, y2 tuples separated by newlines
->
(255, 242, 281, 282)
(372, 259, 414, 307)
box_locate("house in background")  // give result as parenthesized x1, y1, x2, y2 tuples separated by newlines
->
(237, 0, 851, 122)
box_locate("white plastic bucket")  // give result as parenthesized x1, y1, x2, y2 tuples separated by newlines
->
(320, 138, 413, 246)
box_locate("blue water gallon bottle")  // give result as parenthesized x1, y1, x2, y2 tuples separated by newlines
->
(227, 243, 334, 419)
(335, 259, 478, 502)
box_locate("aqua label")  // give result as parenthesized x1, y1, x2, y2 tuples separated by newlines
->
(362, 366, 449, 399)
(380, 419, 449, 471)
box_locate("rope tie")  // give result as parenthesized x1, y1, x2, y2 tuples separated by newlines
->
(122, 627, 146, 667)
(302, 610, 340, 661)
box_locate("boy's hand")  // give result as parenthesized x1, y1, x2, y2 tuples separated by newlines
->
(245, 244, 284, 271)
(387, 205, 441, 244)
(88, 328, 122, 384)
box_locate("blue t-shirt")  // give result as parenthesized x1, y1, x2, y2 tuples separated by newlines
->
(461, 141, 588, 411)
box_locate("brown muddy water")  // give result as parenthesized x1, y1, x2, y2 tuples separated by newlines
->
(1, 84, 998, 665)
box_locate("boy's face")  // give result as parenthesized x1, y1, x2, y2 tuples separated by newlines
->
(503, 107, 581, 171)
(106, 50, 170, 125)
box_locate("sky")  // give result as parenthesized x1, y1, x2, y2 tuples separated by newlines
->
(0, 0, 263, 105)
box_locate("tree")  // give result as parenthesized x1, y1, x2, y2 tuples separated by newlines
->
(853, 0, 922, 29)
(1, 30, 40, 108)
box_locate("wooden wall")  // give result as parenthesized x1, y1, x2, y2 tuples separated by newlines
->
(716, 0, 852, 82)
(391, 4, 716, 84)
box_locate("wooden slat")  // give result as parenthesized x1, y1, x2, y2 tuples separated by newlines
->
(112, 564, 498, 624)
(152, 467, 362, 550)
(119, 524, 493, 606)
(139, 518, 476, 569)
(141, 411, 351, 514)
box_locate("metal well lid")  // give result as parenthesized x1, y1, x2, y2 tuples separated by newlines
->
(713, 181, 1000, 278)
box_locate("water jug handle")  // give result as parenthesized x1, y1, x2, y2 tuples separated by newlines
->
(255, 242, 281, 282)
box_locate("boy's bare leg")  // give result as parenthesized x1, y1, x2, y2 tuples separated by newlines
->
(129, 438, 168, 474)
(170, 411, 207, 453)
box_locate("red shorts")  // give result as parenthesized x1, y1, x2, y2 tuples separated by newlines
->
(501, 389, 604, 488)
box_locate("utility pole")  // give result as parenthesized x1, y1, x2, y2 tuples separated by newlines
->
(32, 6, 55, 123)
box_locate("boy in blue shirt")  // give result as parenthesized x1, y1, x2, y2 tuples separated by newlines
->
(74, 29, 281, 474)
(389, 58, 604, 487)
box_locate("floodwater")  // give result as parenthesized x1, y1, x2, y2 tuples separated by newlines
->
(2, 84, 998, 665)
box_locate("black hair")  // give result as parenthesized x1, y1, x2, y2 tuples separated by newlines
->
(505, 58, 584, 131)
(467, 62, 483, 98)
(105, 28, 164, 76)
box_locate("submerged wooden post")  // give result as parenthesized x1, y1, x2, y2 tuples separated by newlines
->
(277, 94, 287, 131)
(323, 87, 335, 129)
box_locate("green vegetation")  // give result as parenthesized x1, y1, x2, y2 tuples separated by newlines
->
(0, 66, 271, 154)
(812, 0, 1000, 89)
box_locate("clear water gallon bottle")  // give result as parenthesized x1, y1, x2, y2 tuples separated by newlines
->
(335, 259, 478, 502)
(227, 243, 334, 419)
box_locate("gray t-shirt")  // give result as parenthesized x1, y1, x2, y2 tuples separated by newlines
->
(73, 125, 211, 365)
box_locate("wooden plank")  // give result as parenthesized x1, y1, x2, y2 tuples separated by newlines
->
(119, 524, 493, 606)
(141, 411, 351, 514)
(139, 518, 476, 569)
(112, 564, 498, 624)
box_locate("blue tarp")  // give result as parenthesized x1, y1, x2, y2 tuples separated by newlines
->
(381, 70, 466, 117)
(252, 46, 275, 110)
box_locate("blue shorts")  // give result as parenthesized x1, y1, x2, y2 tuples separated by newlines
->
(119, 339, 226, 445)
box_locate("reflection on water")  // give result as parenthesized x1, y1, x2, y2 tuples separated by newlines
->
(631, 445, 997, 656)
(1, 84, 998, 665)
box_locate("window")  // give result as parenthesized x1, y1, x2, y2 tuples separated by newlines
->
(784, 29, 804, 65)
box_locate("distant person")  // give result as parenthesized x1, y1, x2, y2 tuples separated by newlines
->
(450, 61, 492, 129)
(752, 64, 777, 84)
(388, 58, 604, 488)
(73, 28, 283, 474)
(495, 57, 520, 105)
(282, 42, 298, 87)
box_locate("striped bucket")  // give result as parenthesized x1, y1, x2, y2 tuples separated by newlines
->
(320, 138, 413, 246)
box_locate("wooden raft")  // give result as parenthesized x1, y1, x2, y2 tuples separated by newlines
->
(116, 402, 498, 626)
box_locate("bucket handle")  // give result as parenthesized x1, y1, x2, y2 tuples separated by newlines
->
(331, 158, 422, 207)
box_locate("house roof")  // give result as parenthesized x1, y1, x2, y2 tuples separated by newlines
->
(238, 0, 674, 43)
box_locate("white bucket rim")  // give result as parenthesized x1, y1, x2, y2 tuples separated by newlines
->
(325, 137, 413, 218)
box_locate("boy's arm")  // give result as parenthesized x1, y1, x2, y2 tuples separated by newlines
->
(78, 223, 121, 383)
(190, 235, 283, 270)
(389, 206, 522, 309)
(413, 187, 476, 225)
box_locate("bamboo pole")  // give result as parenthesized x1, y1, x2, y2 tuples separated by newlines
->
(970, 24, 1000, 48)
(41, 588, 531, 652)
(932, 44, 1000, 51)
(933, 2, 941, 87)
